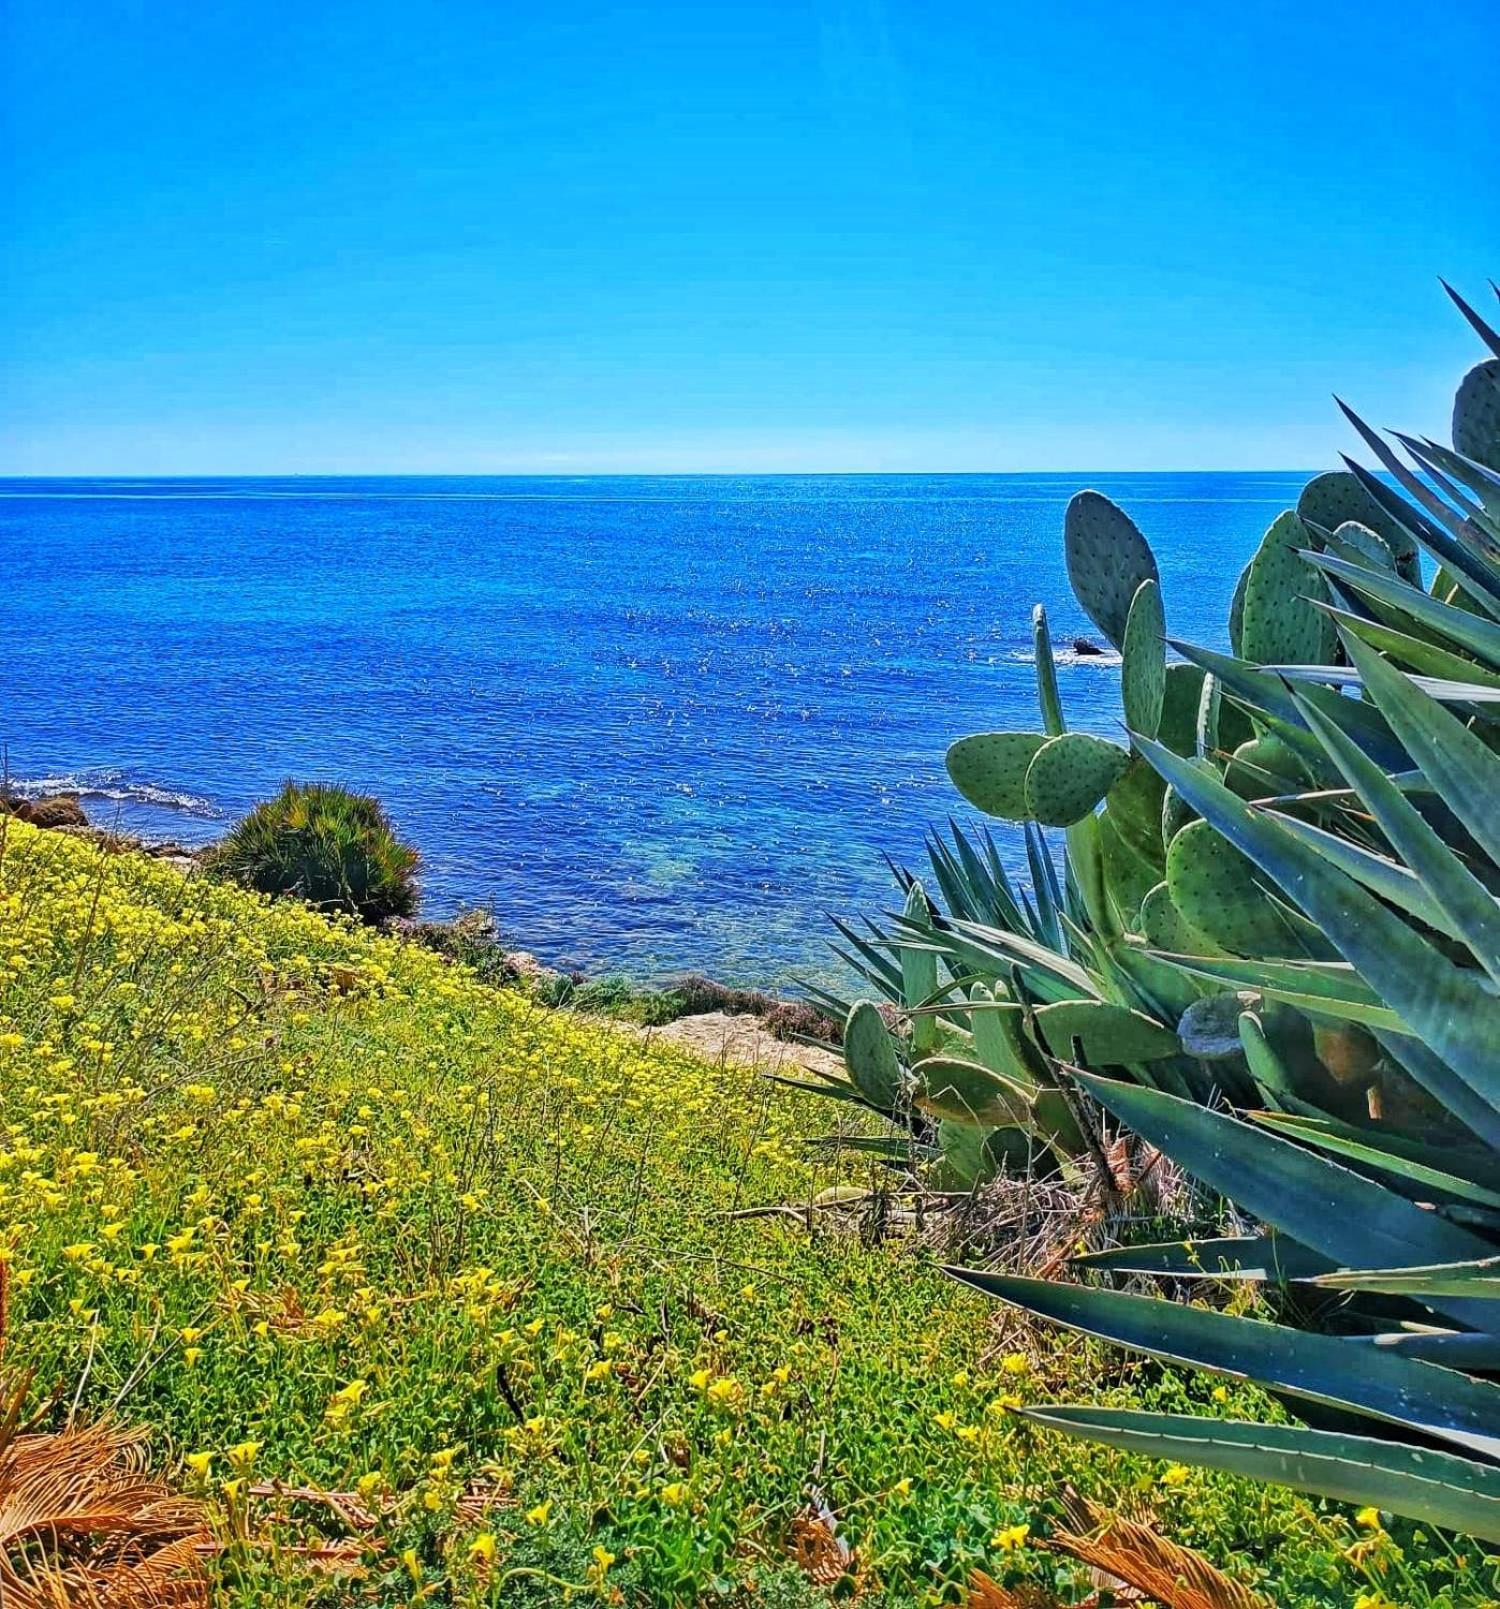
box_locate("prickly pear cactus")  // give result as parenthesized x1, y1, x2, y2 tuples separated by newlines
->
(843, 1001, 904, 1111)
(1325, 520, 1395, 572)
(1023, 732, 1131, 827)
(1165, 819, 1306, 957)
(900, 882, 940, 1056)
(1223, 734, 1302, 801)
(1158, 662, 1207, 758)
(1031, 999, 1179, 1063)
(1138, 879, 1212, 953)
(967, 987, 1041, 1086)
(1064, 491, 1159, 651)
(1104, 757, 1167, 873)
(1454, 358, 1500, 476)
(912, 1055, 1034, 1127)
(1296, 470, 1417, 579)
(1099, 808, 1160, 920)
(1120, 578, 1166, 739)
(1239, 511, 1337, 666)
(945, 732, 1047, 820)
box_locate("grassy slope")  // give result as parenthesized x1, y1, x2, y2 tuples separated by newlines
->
(0, 820, 1477, 1607)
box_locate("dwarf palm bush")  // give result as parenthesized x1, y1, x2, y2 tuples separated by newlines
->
(821, 281, 1500, 1542)
(206, 780, 419, 923)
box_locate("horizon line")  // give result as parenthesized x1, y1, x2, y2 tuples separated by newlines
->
(0, 466, 1326, 481)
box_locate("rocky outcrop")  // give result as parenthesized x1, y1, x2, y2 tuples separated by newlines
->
(639, 1012, 843, 1080)
(1, 793, 89, 829)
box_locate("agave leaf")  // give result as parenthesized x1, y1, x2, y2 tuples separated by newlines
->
(1375, 1032, 1500, 1154)
(946, 1270, 1500, 1460)
(1070, 1072, 1495, 1326)
(1349, 1331, 1500, 1368)
(1444, 278, 1500, 361)
(1072, 1233, 1334, 1282)
(1250, 1112, 1500, 1210)
(1314, 1255, 1500, 1299)
(1147, 953, 1403, 1033)
(1316, 602, 1500, 688)
(1133, 732, 1500, 1116)
(1399, 432, 1500, 523)
(1308, 546, 1500, 660)
(1290, 684, 1500, 985)
(917, 912, 1099, 1001)
(1271, 662, 1500, 704)
(1335, 409, 1500, 609)
(1167, 639, 1407, 771)
(1263, 811, 1458, 941)
(1023, 822, 1065, 952)
(1340, 630, 1500, 870)
(1012, 1406, 1500, 1544)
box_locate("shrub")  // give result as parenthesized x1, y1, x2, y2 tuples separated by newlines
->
(205, 780, 418, 923)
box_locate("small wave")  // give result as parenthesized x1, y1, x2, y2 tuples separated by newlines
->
(1007, 648, 1122, 668)
(6, 769, 221, 818)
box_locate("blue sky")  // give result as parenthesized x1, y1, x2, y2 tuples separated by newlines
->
(2, 0, 1495, 474)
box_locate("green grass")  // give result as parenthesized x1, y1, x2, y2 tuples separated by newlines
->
(0, 819, 1489, 1606)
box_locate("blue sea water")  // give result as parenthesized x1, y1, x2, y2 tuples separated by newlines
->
(0, 473, 1304, 986)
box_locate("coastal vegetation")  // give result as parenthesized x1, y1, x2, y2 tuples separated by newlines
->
(4, 282, 1499, 1605)
(0, 815, 1468, 1606)
(811, 282, 1500, 1564)
(204, 781, 420, 925)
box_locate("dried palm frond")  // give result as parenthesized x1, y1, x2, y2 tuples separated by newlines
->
(788, 1511, 852, 1587)
(965, 1569, 1069, 1607)
(0, 1263, 210, 1607)
(1042, 1489, 1271, 1609)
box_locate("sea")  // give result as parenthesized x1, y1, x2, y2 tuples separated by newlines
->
(0, 473, 1304, 986)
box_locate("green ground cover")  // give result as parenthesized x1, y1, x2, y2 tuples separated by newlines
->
(0, 820, 1481, 1605)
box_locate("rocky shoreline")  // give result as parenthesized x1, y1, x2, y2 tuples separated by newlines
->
(2, 791, 844, 1068)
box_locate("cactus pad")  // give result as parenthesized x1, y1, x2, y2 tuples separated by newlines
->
(935, 1121, 1028, 1190)
(1064, 490, 1160, 650)
(1158, 662, 1207, 758)
(1166, 819, 1302, 956)
(1023, 732, 1131, 827)
(967, 989, 1041, 1087)
(1453, 358, 1500, 475)
(1178, 991, 1259, 1060)
(1297, 470, 1416, 576)
(1120, 577, 1166, 738)
(1105, 757, 1167, 871)
(1324, 520, 1394, 571)
(1139, 879, 1214, 954)
(1032, 998, 1180, 1063)
(912, 1056, 1035, 1127)
(1099, 806, 1161, 921)
(843, 1001, 904, 1111)
(1224, 734, 1302, 801)
(945, 732, 1047, 819)
(1239, 510, 1337, 666)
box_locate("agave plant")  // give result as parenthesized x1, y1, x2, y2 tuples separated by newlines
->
(930, 283, 1500, 1543)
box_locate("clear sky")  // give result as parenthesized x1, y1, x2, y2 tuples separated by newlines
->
(2, 0, 1495, 474)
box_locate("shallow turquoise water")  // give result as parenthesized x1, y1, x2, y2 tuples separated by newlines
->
(0, 473, 1304, 984)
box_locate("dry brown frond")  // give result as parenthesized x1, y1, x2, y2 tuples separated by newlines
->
(788, 1510, 854, 1589)
(0, 1262, 210, 1607)
(1043, 1489, 1271, 1609)
(965, 1569, 1070, 1607)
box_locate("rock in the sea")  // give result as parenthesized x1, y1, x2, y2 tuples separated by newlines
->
(2, 793, 89, 829)
(1071, 637, 1107, 657)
